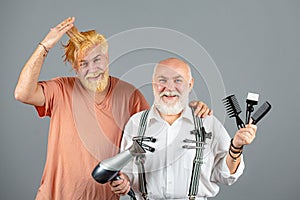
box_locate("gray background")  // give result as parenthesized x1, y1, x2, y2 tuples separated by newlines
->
(1, 0, 299, 199)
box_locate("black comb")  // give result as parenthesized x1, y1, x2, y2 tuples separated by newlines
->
(251, 101, 272, 125)
(222, 94, 246, 129)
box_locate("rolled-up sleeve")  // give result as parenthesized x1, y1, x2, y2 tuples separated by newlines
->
(212, 154, 245, 185)
(210, 116, 245, 185)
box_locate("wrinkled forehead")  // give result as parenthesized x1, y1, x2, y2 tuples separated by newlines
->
(77, 44, 107, 61)
(154, 62, 191, 80)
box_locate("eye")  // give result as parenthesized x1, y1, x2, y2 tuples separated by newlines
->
(79, 62, 88, 68)
(174, 79, 183, 83)
(94, 58, 101, 63)
(159, 79, 167, 83)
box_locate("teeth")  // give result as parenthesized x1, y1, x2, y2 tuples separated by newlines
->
(160, 92, 180, 97)
(85, 71, 102, 79)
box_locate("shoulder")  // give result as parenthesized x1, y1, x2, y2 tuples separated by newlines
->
(38, 77, 76, 95)
(202, 115, 227, 135)
(125, 110, 150, 128)
(203, 115, 230, 142)
(52, 77, 76, 85)
(203, 115, 223, 126)
(109, 76, 147, 103)
(40, 77, 75, 87)
(110, 76, 137, 91)
(128, 110, 147, 122)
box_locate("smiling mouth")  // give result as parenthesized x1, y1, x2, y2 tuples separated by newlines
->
(161, 94, 180, 102)
(85, 71, 103, 80)
(160, 91, 180, 98)
(162, 94, 178, 98)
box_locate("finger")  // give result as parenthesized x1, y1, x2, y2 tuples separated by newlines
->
(112, 180, 130, 195)
(123, 186, 130, 195)
(244, 132, 254, 144)
(195, 106, 205, 118)
(58, 21, 74, 32)
(248, 124, 257, 132)
(234, 132, 248, 146)
(125, 185, 130, 194)
(110, 179, 123, 187)
(194, 102, 205, 117)
(244, 125, 257, 137)
(239, 130, 255, 145)
(59, 23, 74, 32)
(189, 100, 198, 109)
(111, 178, 127, 190)
(59, 17, 74, 27)
(249, 118, 253, 124)
(111, 181, 123, 193)
(202, 107, 211, 118)
(119, 181, 130, 195)
(56, 17, 75, 31)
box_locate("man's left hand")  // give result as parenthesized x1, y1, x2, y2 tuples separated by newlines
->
(189, 100, 213, 118)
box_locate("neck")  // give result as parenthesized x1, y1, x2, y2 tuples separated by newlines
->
(157, 109, 182, 125)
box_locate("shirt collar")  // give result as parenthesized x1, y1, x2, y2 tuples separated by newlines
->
(147, 104, 194, 126)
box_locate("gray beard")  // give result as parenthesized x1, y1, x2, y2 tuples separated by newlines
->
(154, 93, 189, 115)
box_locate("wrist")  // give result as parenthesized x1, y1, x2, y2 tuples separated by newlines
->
(229, 138, 243, 162)
(38, 42, 49, 57)
(231, 138, 243, 149)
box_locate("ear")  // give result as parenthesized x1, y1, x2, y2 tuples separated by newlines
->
(73, 63, 79, 73)
(189, 78, 194, 90)
(152, 80, 156, 90)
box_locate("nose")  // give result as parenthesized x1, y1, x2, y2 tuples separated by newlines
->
(166, 81, 175, 90)
(89, 61, 106, 72)
(165, 81, 176, 91)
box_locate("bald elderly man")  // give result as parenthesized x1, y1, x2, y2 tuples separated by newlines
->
(110, 58, 257, 200)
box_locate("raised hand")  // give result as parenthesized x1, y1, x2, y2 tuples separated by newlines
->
(232, 124, 257, 148)
(40, 17, 75, 50)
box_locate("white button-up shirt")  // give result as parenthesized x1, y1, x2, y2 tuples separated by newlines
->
(121, 105, 244, 200)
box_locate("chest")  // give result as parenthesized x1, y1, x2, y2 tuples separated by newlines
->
(142, 121, 213, 170)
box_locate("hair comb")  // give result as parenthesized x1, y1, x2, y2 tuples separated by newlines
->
(222, 94, 245, 129)
(251, 101, 272, 125)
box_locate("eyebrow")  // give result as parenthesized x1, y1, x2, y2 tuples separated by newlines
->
(157, 75, 183, 79)
(173, 75, 184, 79)
(79, 54, 102, 63)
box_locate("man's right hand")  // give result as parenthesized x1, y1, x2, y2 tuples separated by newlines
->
(40, 17, 75, 50)
(14, 17, 75, 106)
(109, 172, 131, 196)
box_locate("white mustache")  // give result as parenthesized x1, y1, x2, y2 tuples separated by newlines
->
(85, 71, 103, 79)
(159, 91, 180, 97)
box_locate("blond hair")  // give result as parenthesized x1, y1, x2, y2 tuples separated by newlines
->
(63, 26, 108, 70)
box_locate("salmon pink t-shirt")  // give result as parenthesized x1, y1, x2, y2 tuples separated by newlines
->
(34, 76, 149, 200)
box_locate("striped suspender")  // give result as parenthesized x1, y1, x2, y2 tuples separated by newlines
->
(187, 108, 212, 199)
(134, 109, 211, 199)
(135, 110, 150, 200)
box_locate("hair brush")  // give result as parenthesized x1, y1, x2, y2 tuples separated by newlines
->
(222, 94, 246, 129)
(245, 92, 259, 124)
(251, 101, 272, 125)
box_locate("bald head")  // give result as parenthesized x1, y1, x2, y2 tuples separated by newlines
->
(153, 58, 193, 83)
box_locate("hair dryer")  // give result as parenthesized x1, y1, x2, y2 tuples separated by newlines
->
(92, 141, 146, 199)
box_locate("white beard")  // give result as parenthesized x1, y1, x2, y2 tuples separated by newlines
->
(154, 90, 189, 115)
